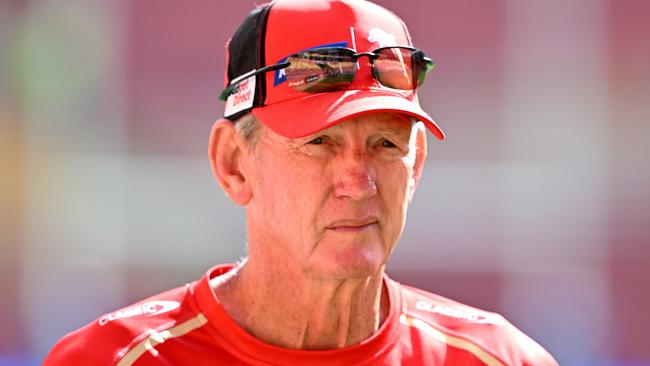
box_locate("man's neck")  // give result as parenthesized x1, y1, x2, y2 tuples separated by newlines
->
(211, 260, 390, 350)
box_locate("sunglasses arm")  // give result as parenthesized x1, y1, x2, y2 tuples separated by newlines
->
(220, 61, 291, 101)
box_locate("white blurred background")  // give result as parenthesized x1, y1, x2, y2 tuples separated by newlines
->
(1, 0, 649, 364)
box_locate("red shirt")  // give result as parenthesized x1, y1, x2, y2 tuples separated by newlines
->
(44, 264, 558, 365)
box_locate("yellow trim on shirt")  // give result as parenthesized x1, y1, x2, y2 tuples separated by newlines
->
(117, 313, 208, 366)
(399, 313, 505, 366)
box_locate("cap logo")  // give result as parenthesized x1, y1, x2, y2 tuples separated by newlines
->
(224, 74, 256, 117)
(368, 28, 397, 47)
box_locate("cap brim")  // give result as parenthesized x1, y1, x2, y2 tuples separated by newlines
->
(252, 89, 445, 140)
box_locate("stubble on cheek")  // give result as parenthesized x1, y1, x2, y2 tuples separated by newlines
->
(263, 150, 326, 254)
(379, 161, 413, 256)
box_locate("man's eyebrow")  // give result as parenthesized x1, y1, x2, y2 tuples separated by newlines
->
(291, 123, 342, 142)
(374, 126, 410, 138)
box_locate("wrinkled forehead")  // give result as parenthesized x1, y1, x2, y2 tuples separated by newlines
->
(324, 112, 416, 132)
(264, 0, 412, 65)
(265, 112, 419, 142)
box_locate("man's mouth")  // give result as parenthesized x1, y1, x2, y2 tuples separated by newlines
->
(327, 217, 379, 232)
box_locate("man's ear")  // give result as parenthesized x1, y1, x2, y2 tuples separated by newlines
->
(408, 122, 428, 203)
(208, 119, 252, 205)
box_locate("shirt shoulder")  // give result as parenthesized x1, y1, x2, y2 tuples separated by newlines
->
(43, 282, 205, 366)
(397, 283, 558, 366)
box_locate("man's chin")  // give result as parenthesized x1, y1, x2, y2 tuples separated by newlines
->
(306, 246, 387, 281)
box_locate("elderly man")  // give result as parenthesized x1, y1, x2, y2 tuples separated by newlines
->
(45, 0, 558, 365)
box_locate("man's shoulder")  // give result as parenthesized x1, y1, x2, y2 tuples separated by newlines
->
(43, 282, 203, 365)
(396, 283, 558, 366)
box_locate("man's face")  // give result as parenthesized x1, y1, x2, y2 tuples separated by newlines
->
(244, 112, 426, 280)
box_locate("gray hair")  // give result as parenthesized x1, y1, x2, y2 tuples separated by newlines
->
(234, 113, 263, 148)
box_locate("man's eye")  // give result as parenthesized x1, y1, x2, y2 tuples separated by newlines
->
(381, 139, 397, 148)
(308, 137, 326, 145)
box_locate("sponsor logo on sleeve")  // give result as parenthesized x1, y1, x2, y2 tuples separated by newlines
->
(415, 301, 506, 326)
(98, 300, 180, 326)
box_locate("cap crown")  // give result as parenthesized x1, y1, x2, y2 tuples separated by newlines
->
(224, 0, 415, 120)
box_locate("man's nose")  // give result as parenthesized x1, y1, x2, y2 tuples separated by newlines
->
(332, 148, 377, 201)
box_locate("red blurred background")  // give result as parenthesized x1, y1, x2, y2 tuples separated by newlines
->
(1, 0, 649, 364)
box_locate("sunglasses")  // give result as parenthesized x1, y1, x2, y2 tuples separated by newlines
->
(220, 46, 435, 101)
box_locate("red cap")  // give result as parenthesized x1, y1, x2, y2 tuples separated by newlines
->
(224, 0, 445, 140)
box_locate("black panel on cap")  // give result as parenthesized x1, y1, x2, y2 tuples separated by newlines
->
(225, 3, 273, 121)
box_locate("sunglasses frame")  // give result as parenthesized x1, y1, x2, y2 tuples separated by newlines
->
(219, 46, 435, 101)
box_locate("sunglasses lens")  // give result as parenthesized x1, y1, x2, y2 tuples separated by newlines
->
(414, 51, 435, 87)
(285, 50, 356, 93)
(374, 48, 433, 90)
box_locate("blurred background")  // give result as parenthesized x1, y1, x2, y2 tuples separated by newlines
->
(1, 0, 649, 364)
